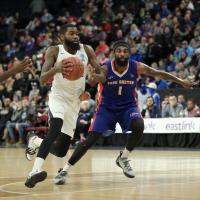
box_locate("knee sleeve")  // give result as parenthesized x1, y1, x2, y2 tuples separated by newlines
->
(129, 118, 144, 136)
(126, 119, 144, 151)
(50, 133, 71, 157)
(37, 118, 63, 159)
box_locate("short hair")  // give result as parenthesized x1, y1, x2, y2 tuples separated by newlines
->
(112, 40, 131, 52)
(60, 24, 77, 34)
(187, 98, 195, 104)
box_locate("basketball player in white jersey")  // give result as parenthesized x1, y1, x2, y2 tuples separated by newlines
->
(25, 24, 106, 188)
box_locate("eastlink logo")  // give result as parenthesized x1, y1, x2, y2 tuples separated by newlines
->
(165, 121, 195, 131)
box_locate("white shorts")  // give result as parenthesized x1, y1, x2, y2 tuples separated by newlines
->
(48, 93, 80, 138)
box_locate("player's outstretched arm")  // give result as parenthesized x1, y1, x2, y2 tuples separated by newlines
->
(84, 45, 107, 83)
(40, 46, 60, 86)
(137, 62, 194, 89)
(0, 57, 32, 82)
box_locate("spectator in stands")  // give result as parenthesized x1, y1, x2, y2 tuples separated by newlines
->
(190, 30, 200, 49)
(15, 98, 37, 145)
(141, 96, 160, 118)
(162, 95, 184, 117)
(76, 100, 94, 143)
(155, 76, 169, 90)
(29, 82, 40, 102)
(0, 98, 12, 145)
(130, 46, 143, 62)
(179, 51, 192, 67)
(6, 100, 23, 145)
(165, 54, 176, 72)
(178, 40, 194, 60)
(177, 94, 187, 109)
(147, 82, 160, 110)
(180, 98, 200, 117)
(137, 82, 150, 110)
(30, 0, 46, 15)
(41, 9, 53, 24)
(137, 36, 148, 60)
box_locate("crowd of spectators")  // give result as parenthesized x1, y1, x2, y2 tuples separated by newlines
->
(0, 0, 200, 146)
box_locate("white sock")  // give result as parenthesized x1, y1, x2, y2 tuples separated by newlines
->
(31, 157, 44, 174)
(62, 162, 72, 172)
(33, 137, 43, 148)
(121, 148, 131, 158)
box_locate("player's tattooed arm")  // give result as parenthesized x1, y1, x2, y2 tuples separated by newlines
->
(84, 45, 107, 83)
(137, 62, 194, 89)
(40, 46, 59, 86)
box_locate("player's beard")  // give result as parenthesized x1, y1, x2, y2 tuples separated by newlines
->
(64, 38, 80, 51)
(115, 57, 129, 67)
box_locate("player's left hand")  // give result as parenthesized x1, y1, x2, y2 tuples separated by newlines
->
(181, 80, 199, 89)
(12, 57, 33, 73)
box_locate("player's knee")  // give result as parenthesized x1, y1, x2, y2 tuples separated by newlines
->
(50, 133, 71, 157)
(129, 118, 144, 136)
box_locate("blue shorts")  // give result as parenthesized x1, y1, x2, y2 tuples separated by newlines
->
(89, 105, 142, 135)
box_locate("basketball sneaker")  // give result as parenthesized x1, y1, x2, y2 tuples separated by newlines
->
(25, 132, 39, 161)
(25, 171, 47, 188)
(53, 168, 67, 185)
(116, 151, 135, 178)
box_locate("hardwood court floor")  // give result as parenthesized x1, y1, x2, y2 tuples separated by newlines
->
(0, 148, 200, 200)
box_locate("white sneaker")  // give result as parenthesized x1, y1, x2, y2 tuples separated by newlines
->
(116, 151, 135, 178)
(25, 132, 39, 161)
(53, 168, 67, 185)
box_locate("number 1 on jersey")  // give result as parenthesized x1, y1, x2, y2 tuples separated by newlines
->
(118, 86, 122, 95)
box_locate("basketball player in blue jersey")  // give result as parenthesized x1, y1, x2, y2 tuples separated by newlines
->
(24, 24, 105, 188)
(53, 40, 195, 184)
(0, 57, 32, 82)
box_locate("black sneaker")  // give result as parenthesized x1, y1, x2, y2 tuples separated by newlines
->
(25, 171, 47, 188)
(116, 151, 135, 178)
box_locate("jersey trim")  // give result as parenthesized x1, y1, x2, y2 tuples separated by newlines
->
(111, 59, 129, 78)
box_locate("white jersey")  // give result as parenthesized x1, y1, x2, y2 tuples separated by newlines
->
(51, 44, 89, 100)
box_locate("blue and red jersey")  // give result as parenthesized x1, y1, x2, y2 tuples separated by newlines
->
(97, 59, 139, 110)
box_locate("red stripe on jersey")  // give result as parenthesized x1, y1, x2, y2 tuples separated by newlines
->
(97, 83, 103, 111)
(89, 83, 104, 132)
(89, 112, 97, 132)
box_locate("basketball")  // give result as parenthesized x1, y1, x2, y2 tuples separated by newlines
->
(61, 57, 84, 81)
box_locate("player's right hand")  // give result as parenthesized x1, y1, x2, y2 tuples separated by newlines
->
(60, 60, 73, 77)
